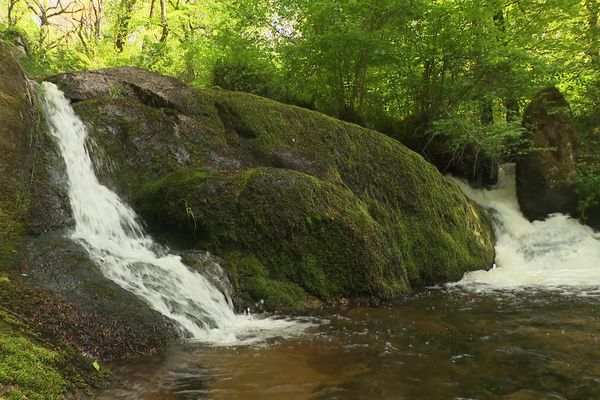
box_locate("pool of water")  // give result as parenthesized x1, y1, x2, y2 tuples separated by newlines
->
(97, 288, 600, 400)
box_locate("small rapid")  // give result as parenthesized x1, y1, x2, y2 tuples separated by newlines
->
(39, 82, 304, 344)
(451, 164, 600, 294)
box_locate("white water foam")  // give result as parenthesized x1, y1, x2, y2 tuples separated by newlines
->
(39, 81, 310, 343)
(450, 164, 600, 295)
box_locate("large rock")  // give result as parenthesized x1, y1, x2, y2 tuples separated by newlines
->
(51, 67, 495, 310)
(516, 87, 578, 220)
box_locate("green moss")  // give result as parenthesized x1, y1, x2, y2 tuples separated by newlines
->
(225, 253, 307, 311)
(0, 92, 28, 270)
(205, 90, 495, 285)
(0, 318, 67, 399)
(0, 308, 105, 400)
(135, 167, 408, 309)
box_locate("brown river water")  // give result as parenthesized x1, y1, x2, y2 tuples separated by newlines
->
(97, 289, 600, 400)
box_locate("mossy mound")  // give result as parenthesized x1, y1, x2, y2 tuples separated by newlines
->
(52, 67, 495, 310)
(135, 167, 405, 309)
(0, 306, 107, 400)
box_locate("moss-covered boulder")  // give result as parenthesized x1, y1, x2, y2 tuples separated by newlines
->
(50, 67, 495, 310)
(136, 168, 404, 309)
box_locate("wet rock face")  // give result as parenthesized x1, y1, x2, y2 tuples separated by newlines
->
(517, 87, 579, 221)
(50, 67, 496, 310)
(17, 232, 176, 360)
(585, 207, 600, 231)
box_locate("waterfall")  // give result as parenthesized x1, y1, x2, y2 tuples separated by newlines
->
(451, 164, 600, 295)
(39, 82, 302, 343)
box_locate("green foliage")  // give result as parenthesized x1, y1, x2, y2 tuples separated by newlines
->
(429, 112, 529, 163)
(181, 199, 197, 229)
(574, 164, 600, 218)
(0, 0, 597, 164)
(573, 117, 600, 219)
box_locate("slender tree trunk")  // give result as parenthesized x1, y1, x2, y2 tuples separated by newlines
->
(115, 0, 136, 52)
(480, 99, 494, 125)
(93, 0, 103, 38)
(149, 0, 155, 18)
(77, 16, 90, 53)
(504, 98, 519, 123)
(493, 8, 520, 123)
(159, 0, 168, 42)
(7, 0, 20, 28)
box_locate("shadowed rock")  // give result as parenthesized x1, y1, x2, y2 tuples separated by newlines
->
(517, 87, 578, 221)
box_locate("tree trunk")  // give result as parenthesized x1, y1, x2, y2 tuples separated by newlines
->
(493, 8, 521, 123)
(159, 0, 168, 42)
(7, 0, 19, 27)
(115, 0, 136, 52)
(149, 0, 155, 18)
(480, 99, 494, 125)
(94, 0, 103, 38)
(504, 98, 519, 123)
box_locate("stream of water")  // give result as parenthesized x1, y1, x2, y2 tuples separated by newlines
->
(451, 164, 600, 295)
(41, 82, 600, 399)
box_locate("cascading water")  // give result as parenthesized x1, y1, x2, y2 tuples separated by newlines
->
(451, 164, 600, 295)
(39, 82, 303, 344)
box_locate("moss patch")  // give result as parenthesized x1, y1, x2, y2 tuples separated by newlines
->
(0, 314, 67, 399)
(0, 44, 32, 271)
(225, 253, 307, 311)
(135, 167, 408, 310)
(0, 308, 106, 400)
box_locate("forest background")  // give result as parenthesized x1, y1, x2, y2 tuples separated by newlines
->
(1, 0, 598, 212)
